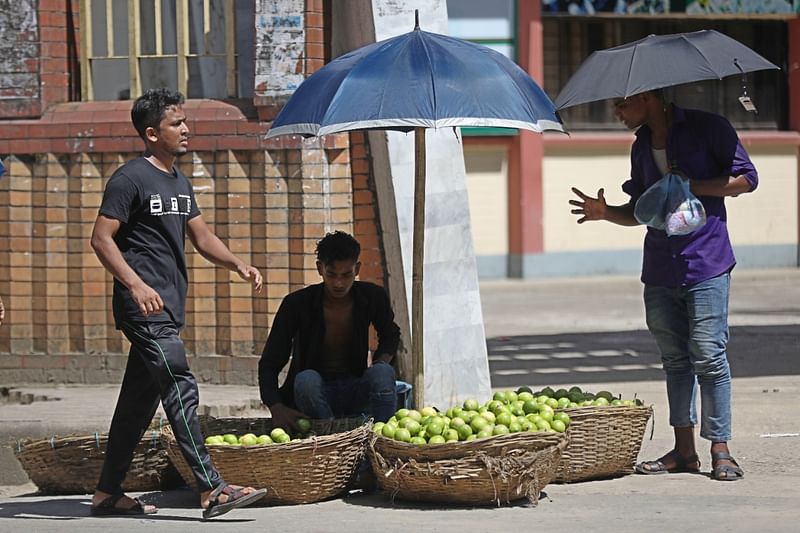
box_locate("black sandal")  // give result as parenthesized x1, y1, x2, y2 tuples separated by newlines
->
(90, 494, 157, 516)
(202, 483, 267, 520)
(712, 452, 744, 481)
(635, 450, 701, 475)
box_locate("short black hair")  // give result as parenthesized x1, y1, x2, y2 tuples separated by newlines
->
(316, 231, 361, 265)
(131, 88, 185, 139)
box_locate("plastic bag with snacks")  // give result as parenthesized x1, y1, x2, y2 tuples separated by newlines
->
(634, 171, 706, 236)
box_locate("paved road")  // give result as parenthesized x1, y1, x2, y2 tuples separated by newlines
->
(0, 268, 798, 532)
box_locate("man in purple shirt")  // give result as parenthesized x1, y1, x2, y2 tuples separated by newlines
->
(569, 90, 756, 481)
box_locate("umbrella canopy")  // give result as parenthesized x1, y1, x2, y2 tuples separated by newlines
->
(555, 29, 780, 110)
(266, 15, 564, 409)
(267, 25, 565, 138)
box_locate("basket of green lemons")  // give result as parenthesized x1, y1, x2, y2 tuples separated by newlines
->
(511, 386, 653, 483)
(367, 397, 568, 506)
(162, 415, 372, 505)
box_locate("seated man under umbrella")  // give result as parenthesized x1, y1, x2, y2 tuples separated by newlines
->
(258, 231, 400, 431)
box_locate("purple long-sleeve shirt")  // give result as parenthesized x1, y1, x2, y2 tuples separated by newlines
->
(622, 105, 758, 288)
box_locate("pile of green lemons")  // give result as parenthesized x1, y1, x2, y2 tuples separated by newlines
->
(204, 418, 313, 446)
(517, 385, 642, 409)
(374, 389, 571, 445)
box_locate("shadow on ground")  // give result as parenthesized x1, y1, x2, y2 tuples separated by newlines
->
(487, 324, 799, 389)
(342, 489, 541, 510)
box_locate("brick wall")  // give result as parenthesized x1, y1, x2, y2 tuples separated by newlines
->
(0, 0, 389, 385)
(0, 100, 378, 384)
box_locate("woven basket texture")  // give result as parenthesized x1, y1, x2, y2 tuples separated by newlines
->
(554, 405, 653, 483)
(14, 423, 179, 495)
(162, 416, 372, 505)
(367, 431, 568, 506)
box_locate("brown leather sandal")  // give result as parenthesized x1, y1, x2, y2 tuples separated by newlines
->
(202, 484, 267, 520)
(711, 452, 744, 481)
(90, 494, 157, 516)
(635, 450, 701, 475)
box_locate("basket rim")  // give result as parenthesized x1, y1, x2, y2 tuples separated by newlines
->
(13, 430, 164, 456)
(370, 430, 568, 462)
(372, 429, 565, 448)
(162, 417, 372, 452)
(558, 404, 653, 416)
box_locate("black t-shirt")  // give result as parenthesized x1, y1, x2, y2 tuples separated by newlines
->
(99, 157, 200, 329)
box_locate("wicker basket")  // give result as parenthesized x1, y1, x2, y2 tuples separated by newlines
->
(367, 431, 568, 506)
(554, 405, 653, 483)
(13, 423, 180, 495)
(162, 416, 372, 505)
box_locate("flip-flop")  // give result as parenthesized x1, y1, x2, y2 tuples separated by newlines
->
(635, 450, 700, 475)
(90, 494, 158, 516)
(712, 452, 744, 481)
(202, 484, 267, 520)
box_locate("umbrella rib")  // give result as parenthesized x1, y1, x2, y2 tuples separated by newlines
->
(680, 33, 724, 79)
(623, 45, 639, 98)
(416, 32, 437, 117)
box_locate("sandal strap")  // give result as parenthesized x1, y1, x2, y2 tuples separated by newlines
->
(207, 483, 248, 507)
(637, 450, 700, 473)
(221, 485, 244, 499)
(712, 452, 734, 462)
(96, 493, 124, 509)
(207, 483, 227, 504)
(664, 450, 699, 465)
(129, 498, 144, 512)
(93, 493, 147, 513)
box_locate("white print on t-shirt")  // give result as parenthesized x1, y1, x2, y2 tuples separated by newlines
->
(149, 193, 192, 216)
(150, 194, 163, 213)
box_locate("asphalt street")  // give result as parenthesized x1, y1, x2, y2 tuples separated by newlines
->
(0, 268, 798, 532)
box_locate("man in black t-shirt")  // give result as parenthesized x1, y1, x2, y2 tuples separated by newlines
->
(90, 88, 266, 519)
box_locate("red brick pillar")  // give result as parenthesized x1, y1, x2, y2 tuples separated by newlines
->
(350, 132, 384, 286)
(509, 0, 546, 276)
(38, 0, 77, 108)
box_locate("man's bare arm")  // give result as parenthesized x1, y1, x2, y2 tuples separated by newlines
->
(186, 216, 263, 292)
(90, 214, 164, 315)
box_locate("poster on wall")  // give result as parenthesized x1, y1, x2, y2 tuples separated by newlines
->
(542, 0, 798, 13)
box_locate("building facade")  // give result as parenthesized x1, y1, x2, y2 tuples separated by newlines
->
(451, 0, 800, 278)
(0, 0, 394, 384)
(1, 0, 798, 385)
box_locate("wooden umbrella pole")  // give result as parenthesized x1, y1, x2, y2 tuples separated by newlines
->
(411, 126, 426, 410)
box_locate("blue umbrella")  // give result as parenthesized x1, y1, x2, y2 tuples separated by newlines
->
(267, 12, 564, 407)
(267, 21, 564, 137)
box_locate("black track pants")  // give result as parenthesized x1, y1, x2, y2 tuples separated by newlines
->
(96, 319, 223, 494)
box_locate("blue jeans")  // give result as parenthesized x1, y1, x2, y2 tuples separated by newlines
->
(293, 364, 397, 423)
(644, 272, 732, 442)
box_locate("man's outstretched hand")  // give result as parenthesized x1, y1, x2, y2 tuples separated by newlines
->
(569, 187, 608, 224)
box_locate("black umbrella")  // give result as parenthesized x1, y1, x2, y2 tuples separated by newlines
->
(555, 30, 780, 110)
